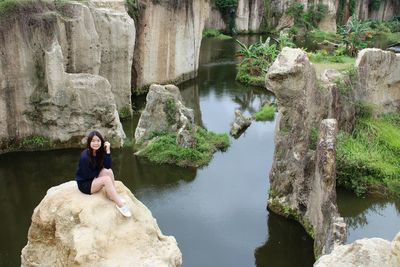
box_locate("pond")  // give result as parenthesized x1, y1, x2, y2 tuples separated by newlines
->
(0, 35, 398, 267)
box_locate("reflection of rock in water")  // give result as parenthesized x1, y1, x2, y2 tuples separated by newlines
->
(180, 85, 204, 127)
(254, 213, 315, 267)
(114, 148, 197, 190)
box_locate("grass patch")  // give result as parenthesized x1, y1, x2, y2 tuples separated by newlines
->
(21, 135, 50, 148)
(202, 28, 232, 40)
(253, 104, 276, 121)
(336, 112, 400, 197)
(138, 127, 230, 167)
(236, 62, 266, 87)
(307, 29, 340, 43)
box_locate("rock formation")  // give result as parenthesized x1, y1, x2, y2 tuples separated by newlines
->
(204, 7, 227, 32)
(230, 109, 252, 138)
(21, 181, 182, 267)
(235, 0, 264, 33)
(133, 0, 210, 90)
(266, 48, 346, 257)
(0, 0, 134, 152)
(355, 48, 400, 114)
(134, 84, 195, 147)
(314, 232, 400, 267)
(355, 0, 400, 21)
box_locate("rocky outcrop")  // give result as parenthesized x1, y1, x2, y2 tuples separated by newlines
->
(230, 109, 252, 138)
(235, 0, 264, 33)
(134, 84, 195, 147)
(266, 48, 346, 257)
(314, 232, 400, 267)
(21, 181, 182, 267)
(0, 0, 134, 151)
(133, 0, 210, 90)
(355, 48, 400, 113)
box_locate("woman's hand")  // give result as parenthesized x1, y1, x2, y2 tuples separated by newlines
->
(104, 141, 111, 154)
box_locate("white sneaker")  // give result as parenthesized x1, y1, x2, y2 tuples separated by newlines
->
(116, 204, 132, 217)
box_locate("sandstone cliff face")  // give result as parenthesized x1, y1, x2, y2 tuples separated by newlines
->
(21, 181, 182, 267)
(133, 0, 210, 90)
(355, 0, 400, 21)
(355, 49, 400, 113)
(266, 48, 347, 257)
(235, 0, 264, 33)
(0, 0, 134, 151)
(314, 232, 400, 267)
(204, 7, 226, 31)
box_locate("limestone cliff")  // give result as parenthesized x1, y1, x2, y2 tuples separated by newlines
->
(0, 0, 134, 152)
(266, 48, 347, 257)
(133, 0, 210, 91)
(355, 0, 400, 21)
(235, 0, 264, 33)
(21, 181, 182, 267)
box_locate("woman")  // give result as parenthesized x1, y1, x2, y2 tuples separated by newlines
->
(75, 130, 131, 217)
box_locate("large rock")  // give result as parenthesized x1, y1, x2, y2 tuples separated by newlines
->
(230, 109, 252, 138)
(355, 48, 400, 113)
(355, 0, 400, 21)
(266, 48, 346, 257)
(133, 0, 210, 90)
(134, 84, 195, 146)
(21, 181, 182, 267)
(0, 0, 134, 152)
(235, 0, 264, 33)
(314, 232, 400, 267)
(204, 7, 227, 32)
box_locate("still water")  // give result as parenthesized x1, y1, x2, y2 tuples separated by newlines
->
(0, 36, 398, 267)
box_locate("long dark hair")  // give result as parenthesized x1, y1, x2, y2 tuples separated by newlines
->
(86, 130, 105, 169)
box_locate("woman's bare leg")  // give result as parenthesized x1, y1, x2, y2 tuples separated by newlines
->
(91, 176, 124, 207)
(98, 168, 115, 186)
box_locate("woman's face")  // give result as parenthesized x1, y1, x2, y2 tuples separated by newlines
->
(90, 135, 102, 151)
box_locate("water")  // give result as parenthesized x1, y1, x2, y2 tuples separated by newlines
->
(0, 35, 398, 267)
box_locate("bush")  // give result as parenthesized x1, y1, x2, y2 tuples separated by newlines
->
(203, 28, 232, 39)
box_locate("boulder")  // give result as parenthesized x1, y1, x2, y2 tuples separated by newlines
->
(230, 109, 252, 138)
(134, 84, 195, 145)
(355, 48, 400, 113)
(266, 48, 346, 257)
(21, 181, 182, 267)
(314, 232, 400, 267)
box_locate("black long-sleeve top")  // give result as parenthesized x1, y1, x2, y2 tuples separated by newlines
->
(75, 148, 112, 182)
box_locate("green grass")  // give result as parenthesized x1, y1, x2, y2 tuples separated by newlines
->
(253, 104, 276, 121)
(202, 28, 232, 40)
(139, 127, 230, 167)
(236, 63, 266, 87)
(21, 135, 50, 148)
(307, 29, 340, 43)
(336, 112, 400, 197)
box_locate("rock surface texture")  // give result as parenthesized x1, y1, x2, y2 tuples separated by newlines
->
(134, 84, 195, 146)
(355, 0, 400, 21)
(266, 48, 346, 257)
(21, 181, 182, 267)
(0, 0, 134, 151)
(133, 0, 210, 90)
(235, 0, 264, 33)
(314, 232, 400, 267)
(355, 48, 400, 113)
(230, 109, 252, 138)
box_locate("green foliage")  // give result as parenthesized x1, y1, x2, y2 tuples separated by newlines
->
(125, 0, 138, 20)
(253, 104, 276, 121)
(118, 106, 132, 121)
(309, 127, 318, 150)
(338, 16, 371, 56)
(286, 2, 328, 29)
(214, 0, 237, 33)
(349, 0, 356, 15)
(336, 111, 400, 197)
(333, 66, 357, 96)
(308, 45, 348, 64)
(21, 136, 50, 148)
(235, 33, 294, 87)
(139, 127, 230, 167)
(215, 0, 237, 9)
(369, 0, 381, 11)
(202, 28, 232, 39)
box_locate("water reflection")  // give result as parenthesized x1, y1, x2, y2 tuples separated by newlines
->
(255, 213, 315, 267)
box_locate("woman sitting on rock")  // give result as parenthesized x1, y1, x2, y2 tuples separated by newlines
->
(75, 130, 131, 217)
